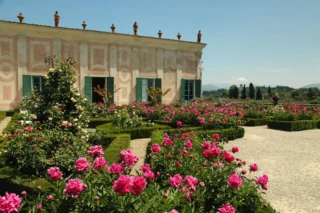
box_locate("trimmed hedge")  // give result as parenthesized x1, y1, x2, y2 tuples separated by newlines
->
(0, 167, 52, 195)
(267, 120, 318, 131)
(243, 118, 268, 126)
(2, 112, 19, 134)
(317, 120, 320, 129)
(88, 118, 112, 128)
(104, 134, 131, 163)
(97, 123, 171, 139)
(5, 111, 15, 116)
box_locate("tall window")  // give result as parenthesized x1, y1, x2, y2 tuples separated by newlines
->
(142, 79, 154, 102)
(184, 80, 194, 101)
(32, 76, 44, 91)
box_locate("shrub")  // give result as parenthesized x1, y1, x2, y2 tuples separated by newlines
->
(267, 120, 318, 131)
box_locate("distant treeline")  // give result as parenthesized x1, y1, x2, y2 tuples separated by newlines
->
(202, 84, 320, 103)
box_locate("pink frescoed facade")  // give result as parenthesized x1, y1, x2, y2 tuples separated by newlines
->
(0, 20, 205, 110)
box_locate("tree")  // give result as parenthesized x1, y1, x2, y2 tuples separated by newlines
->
(241, 84, 247, 100)
(268, 86, 272, 97)
(291, 89, 300, 99)
(229, 85, 239, 99)
(93, 84, 121, 108)
(146, 87, 171, 105)
(249, 83, 255, 99)
(256, 87, 262, 100)
(307, 88, 315, 100)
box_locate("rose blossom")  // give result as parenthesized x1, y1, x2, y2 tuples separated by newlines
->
(170, 210, 179, 213)
(256, 174, 269, 190)
(183, 140, 193, 149)
(200, 141, 211, 150)
(176, 121, 183, 127)
(0, 192, 22, 213)
(47, 166, 63, 180)
(162, 138, 173, 147)
(223, 151, 234, 163)
(218, 203, 235, 213)
(93, 157, 108, 172)
(47, 195, 53, 201)
(74, 157, 91, 172)
(151, 144, 161, 154)
(87, 145, 104, 158)
(182, 176, 198, 191)
(119, 149, 139, 168)
(249, 163, 258, 172)
(227, 173, 243, 190)
(231, 146, 239, 153)
(212, 133, 220, 141)
(64, 179, 87, 198)
(131, 176, 147, 196)
(112, 175, 132, 195)
(108, 163, 124, 175)
(169, 174, 183, 188)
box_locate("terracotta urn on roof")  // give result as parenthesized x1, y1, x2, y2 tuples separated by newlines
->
(111, 24, 116, 33)
(177, 33, 181, 40)
(17, 12, 24, 23)
(54, 11, 60, 27)
(158, 30, 162, 38)
(82, 21, 87, 30)
(133, 22, 138, 35)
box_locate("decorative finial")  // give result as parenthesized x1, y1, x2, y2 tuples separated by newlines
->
(177, 33, 181, 40)
(158, 30, 162, 38)
(82, 21, 87, 30)
(17, 12, 24, 23)
(133, 22, 138, 35)
(54, 11, 60, 27)
(111, 24, 116, 33)
(197, 30, 202, 43)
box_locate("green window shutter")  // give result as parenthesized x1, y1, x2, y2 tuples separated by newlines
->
(85, 76, 92, 102)
(136, 78, 142, 102)
(155, 78, 162, 103)
(107, 77, 114, 103)
(195, 79, 202, 98)
(180, 79, 185, 104)
(22, 75, 32, 96)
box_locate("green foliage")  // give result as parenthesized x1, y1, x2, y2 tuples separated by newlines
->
(241, 84, 247, 100)
(2, 112, 19, 134)
(146, 87, 170, 105)
(256, 87, 262, 100)
(267, 120, 318, 131)
(88, 118, 112, 128)
(249, 83, 255, 99)
(244, 110, 266, 119)
(104, 134, 131, 163)
(112, 108, 147, 129)
(268, 86, 272, 97)
(229, 85, 239, 99)
(243, 118, 271, 126)
(0, 111, 5, 122)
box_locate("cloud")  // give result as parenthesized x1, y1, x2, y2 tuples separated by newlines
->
(235, 77, 248, 82)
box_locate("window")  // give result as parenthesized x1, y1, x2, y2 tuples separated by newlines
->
(32, 76, 44, 91)
(136, 78, 162, 103)
(142, 79, 155, 102)
(22, 75, 44, 96)
(184, 80, 194, 101)
(84, 76, 114, 103)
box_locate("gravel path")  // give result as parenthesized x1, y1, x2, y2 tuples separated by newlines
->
(0, 117, 11, 134)
(130, 138, 150, 176)
(224, 126, 320, 213)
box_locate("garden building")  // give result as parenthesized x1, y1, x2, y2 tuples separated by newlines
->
(0, 14, 206, 110)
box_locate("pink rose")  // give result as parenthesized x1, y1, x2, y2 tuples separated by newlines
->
(200, 141, 211, 150)
(249, 163, 258, 172)
(170, 210, 179, 213)
(119, 150, 139, 168)
(212, 133, 220, 141)
(169, 174, 183, 188)
(64, 179, 87, 198)
(176, 121, 183, 127)
(88, 145, 104, 158)
(47, 166, 63, 180)
(112, 175, 132, 195)
(162, 138, 173, 147)
(223, 151, 234, 163)
(0, 192, 22, 213)
(47, 195, 53, 201)
(256, 174, 269, 190)
(183, 140, 193, 149)
(151, 144, 161, 154)
(231, 146, 239, 153)
(218, 203, 236, 213)
(182, 176, 198, 191)
(108, 164, 124, 175)
(93, 157, 108, 172)
(74, 157, 91, 172)
(131, 176, 147, 196)
(227, 173, 243, 190)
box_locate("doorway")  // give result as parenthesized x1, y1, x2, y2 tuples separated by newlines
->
(92, 77, 105, 103)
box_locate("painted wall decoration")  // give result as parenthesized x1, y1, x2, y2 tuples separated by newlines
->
(139, 47, 156, 78)
(182, 51, 197, 79)
(88, 43, 109, 75)
(27, 37, 53, 73)
(117, 45, 132, 105)
(0, 35, 17, 107)
(62, 40, 80, 87)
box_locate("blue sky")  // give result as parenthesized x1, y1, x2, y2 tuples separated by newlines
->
(0, 0, 319, 88)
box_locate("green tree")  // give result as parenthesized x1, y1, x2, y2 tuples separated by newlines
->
(307, 88, 315, 100)
(229, 85, 239, 99)
(256, 87, 262, 100)
(249, 83, 255, 99)
(291, 89, 300, 99)
(241, 84, 247, 100)
(268, 86, 272, 97)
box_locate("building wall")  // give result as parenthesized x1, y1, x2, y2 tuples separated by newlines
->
(0, 21, 205, 110)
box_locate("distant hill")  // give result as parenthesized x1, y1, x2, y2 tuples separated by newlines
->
(202, 84, 230, 91)
(302, 83, 320, 89)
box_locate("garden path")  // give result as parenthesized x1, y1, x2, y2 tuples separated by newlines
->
(0, 117, 11, 134)
(224, 126, 320, 213)
(130, 138, 150, 176)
